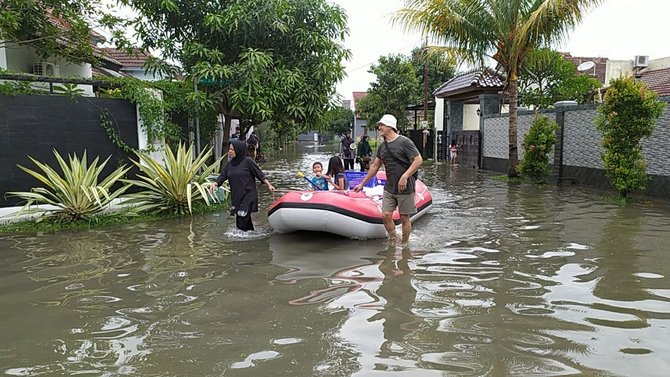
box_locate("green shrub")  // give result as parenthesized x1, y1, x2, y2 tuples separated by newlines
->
(520, 115, 558, 182)
(123, 143, 225, 215)
(7, 150, 131, 222)
(595, 77, 665, 198)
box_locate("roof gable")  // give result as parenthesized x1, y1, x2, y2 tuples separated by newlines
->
(433, 68, 504, 98)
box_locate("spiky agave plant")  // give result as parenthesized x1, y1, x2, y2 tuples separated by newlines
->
(124, 143, 226, 215)
(7, 150, 131, 222)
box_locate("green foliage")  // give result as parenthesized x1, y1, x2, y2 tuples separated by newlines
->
(7, 150, 131, 222)
(520, 115, 559, 182)
(0, 202, 229, 234)
(519, 49, 602, 109)
(91, 77, 194, 151)
(0, 80, 41, 96)
(123, 143, 226, 215)
(0, 0, 124, 64)
(410, 47, 457, 96)
(324, 107, 355, 135)
(53, 83, 86, 100)
(395, 0, 604, 178)
(357, 54, 420, 131)
(595, 77, 666, 198)
(98, 109, 134, 153)
(120, 0, 351, 139)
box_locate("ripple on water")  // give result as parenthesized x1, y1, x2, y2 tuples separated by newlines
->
(418, 352, 483, 374)
(223, 225, 274, 240)
(271, 337, 303, 345)
(230, 350, 281, 369)
(619, 348, 653, 355)
(90, 316, 139, 339)
(526, 251, 576, 259)
(634, 272, 664, 279)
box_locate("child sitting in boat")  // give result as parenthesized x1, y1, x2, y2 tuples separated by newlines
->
(309, 161, 329, 191)
(325, 156, 349, 190)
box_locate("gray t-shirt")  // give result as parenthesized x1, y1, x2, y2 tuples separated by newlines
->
(376, 134, 420, 194)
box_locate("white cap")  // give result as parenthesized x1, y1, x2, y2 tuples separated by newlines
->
(377, 114, 397, 130)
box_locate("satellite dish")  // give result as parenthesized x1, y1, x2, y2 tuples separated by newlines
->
(577, 61, 595, 72)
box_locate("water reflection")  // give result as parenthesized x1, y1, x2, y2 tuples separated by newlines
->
(1, 144, 669, 376)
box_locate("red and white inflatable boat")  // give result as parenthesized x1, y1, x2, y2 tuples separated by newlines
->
(268, 171, 432, 239)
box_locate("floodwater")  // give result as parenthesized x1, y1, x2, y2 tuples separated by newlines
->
(1, 143, 669, 376)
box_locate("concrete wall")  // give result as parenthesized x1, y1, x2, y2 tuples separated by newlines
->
(463, 104, 480, 130)
(481, 99, 670, 199)
(0, 94, 139, 207)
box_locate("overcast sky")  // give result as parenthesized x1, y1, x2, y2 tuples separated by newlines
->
(333, 0, 670, 101)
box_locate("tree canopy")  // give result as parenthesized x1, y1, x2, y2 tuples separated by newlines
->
(120, 0, 351, 141)
(0, 0, 122, 64)
(396, 0, 603, 177)
(356, 54, 420, 131)
(324, 107, 355, 136)
(519, 49, 601, 109)
(410, 46, 456, 96)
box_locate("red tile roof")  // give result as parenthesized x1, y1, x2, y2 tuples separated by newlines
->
(640, 67, 670, 97)
(562, 53, 608, 84)
(352, 91, 368, 119)
(100, 48, 152, 68)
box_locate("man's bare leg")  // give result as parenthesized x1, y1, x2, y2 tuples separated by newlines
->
(400, 214, 412, 244)
(382, 211, 397, 243)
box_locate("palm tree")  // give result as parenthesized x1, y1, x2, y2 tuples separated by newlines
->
(395, 0, 602, 177)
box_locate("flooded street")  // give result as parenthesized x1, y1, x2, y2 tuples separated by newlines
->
(1, 143, 669, 376)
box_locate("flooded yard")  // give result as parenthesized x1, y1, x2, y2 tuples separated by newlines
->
(1, 144, 669, 376)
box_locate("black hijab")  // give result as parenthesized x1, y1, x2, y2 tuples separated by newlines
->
(229, 139, 248, 166)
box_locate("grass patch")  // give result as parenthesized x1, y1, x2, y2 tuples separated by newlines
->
(0, 202, 229, 235)
(493, 175, 525, 184)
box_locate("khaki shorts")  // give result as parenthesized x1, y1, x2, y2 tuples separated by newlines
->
(382, 190, 417, 215)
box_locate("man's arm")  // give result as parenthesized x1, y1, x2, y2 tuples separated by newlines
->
(404, 154, 423, 178)
(353, 157, 382, 192)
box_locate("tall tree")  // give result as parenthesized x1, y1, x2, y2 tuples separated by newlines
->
(0, 0, 122, 64)
(356, 54, 420, 131)
(120, 0, 350, 146)
(519, 48, 601, 109)
(396, 0, 603, 177)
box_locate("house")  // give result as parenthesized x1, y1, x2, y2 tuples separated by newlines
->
(99, 48, 166, 81)
(639, 67, 670, 97)
(0, 39, 123, 96)
(352, 91, 368, 139)
(564, 53, 670, 97)
(433, 68, 506, 135)
(0, 13, 130, 96)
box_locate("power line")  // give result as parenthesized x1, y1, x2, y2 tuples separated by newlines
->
(343, 38, 424, 75)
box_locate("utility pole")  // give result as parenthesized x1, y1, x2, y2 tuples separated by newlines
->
(193, 78, 201, 155)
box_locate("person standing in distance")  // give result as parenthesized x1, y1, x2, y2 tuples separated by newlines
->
(212, 139, 275, 231)
(353, 114, 422, 244)
(340, 130, 355, 170)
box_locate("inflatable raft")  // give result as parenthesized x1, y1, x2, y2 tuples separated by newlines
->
(267, 171, 432, 239)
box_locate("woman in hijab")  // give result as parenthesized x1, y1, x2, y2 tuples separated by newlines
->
(212, 139, 275, 231)
(356, 135, 372, 171)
